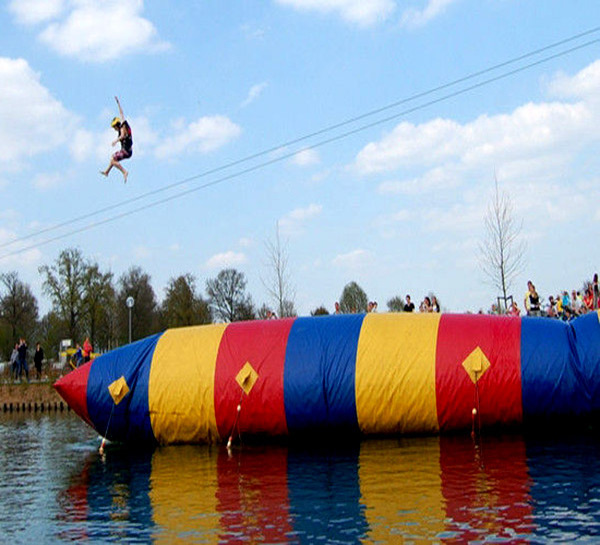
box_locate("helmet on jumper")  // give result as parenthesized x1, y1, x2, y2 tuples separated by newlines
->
(111, 117, 121, 128)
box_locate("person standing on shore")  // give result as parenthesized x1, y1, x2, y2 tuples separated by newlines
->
(10, 343, 19, 381)
(72, 344, 83, 368)
(18, 338, 28, 382)
(34, 342, 44, 381)
(83, 337, 93, 363)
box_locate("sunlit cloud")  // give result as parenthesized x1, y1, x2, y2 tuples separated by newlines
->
(274, 0, 396, 26)
(205, 251, 247, 269)
(156, 116, 241, 158)
(279, 203, 322, 235)
(290, 149, 320, 167)
(9, 0, 170, 62)
(400, 0, 460, 28)
(241, 82, 268, 108)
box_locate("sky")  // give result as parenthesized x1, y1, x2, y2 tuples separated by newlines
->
(1, 0, 600, 317)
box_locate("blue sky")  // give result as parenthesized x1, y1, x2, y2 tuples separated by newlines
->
(1, 0, 599, 316)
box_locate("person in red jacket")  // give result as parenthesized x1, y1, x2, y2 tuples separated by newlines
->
(83, 337, 93, 363)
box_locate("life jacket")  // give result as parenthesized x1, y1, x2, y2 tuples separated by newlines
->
(121, 121, 133, 152)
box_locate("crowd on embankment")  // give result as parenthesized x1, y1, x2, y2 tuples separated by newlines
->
(491, 273, 600, 320)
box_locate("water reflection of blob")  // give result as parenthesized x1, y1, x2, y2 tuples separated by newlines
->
(149, 445, 293, 543)
(286, 443, 368, 544)
(57, 436, 546, 542)
(526, 435, 600, 540)
(57, 448, 155, 542)
(358, 436, 535, 543)
(217, 445, 292, 543)
(439, 435, 535, 543)
(359, 437, 446, 542)
(148, 443, 367, 543)
(149, 445, 220, 543)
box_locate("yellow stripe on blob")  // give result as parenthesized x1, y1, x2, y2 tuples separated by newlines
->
(149, 324, 227, 445)
(356, 313, 441, 435)
(108, 376, 130, 405)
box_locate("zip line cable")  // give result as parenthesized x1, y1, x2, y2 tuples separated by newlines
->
(1, 33, 599, 260)
(3, 26, 600, 252)
(3, 25, 598, 253)
(2, 26, 599, 253)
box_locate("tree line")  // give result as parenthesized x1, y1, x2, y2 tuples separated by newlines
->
(0, 248, 420, 362)
(0, 247, 291, 361)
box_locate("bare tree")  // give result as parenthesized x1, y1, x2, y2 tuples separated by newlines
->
(479, 174, 526, 311)
(262, 222, 296, 318)
(206, 268, 254, 322)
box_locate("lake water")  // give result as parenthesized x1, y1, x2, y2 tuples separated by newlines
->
(1, 412, 600, 543)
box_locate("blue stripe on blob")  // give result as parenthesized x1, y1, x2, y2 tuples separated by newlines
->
(87, 333, 163, 444)
(520, 317, 590, 419)
(571, 312, 600, 410)
(284, 314, 364, 434)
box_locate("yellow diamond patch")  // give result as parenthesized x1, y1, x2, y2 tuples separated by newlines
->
(236, 362, 259, 395)
(461, 346, 491, 384)
(108, 375, 130, 405)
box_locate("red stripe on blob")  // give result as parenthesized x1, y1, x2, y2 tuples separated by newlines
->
(436, 314, 522, 431)
(214, 319, 295, 440)
(54, 361, 93, 427)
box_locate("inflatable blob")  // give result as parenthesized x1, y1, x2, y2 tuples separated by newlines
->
(54, 312, 600, 446)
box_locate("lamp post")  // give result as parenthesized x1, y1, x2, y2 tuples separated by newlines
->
(126, 296, 135, 344)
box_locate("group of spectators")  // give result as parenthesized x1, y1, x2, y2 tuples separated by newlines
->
(10, 339, 44, 382)
(496, 274, 600, 319)
(70, 337, 94, 368)
(333, 294, 441, 314)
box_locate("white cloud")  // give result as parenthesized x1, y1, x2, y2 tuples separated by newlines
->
(0, 57, 78, 168)
(133, 245, 151, 259)
(332, 248, 371, 268)
(8, 0, 66, 25)
(274, 0, 396, 26)
(241, 82, 268, 108)
(355, 101, 592, 177)
(240, 23, 267, 40)
(238, 237, 253, 248)
(69, 129, 95, 162)
(290, 149, 320, 167)
(377, 165, 461, 195)
(10, 0, 169, 62)
(0, 227, 43, 268)
(373, 209, 414, 239)
(32, 172, 63, 190)
(279, 203, 322, 235)
(400, 0, 460, 28)
(352, 58, 600, 261)
(205, 251, 247, 269)
(156, 116, 241, 158)
(548, 59, 600, 102)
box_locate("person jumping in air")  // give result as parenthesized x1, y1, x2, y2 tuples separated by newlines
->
(100, 96, 132, 183)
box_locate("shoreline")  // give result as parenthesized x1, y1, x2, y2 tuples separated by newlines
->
(0, 377, 67, 411)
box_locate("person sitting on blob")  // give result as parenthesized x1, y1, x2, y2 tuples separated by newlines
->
(100, 96, 132, 183)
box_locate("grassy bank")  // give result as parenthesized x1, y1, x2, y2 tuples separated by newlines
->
(0, 367, 68, 406)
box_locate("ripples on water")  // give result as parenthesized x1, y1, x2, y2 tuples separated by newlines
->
(1, 413, 600, 543)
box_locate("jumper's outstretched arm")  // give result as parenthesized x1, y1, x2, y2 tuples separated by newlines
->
(115, 96, 124, 120)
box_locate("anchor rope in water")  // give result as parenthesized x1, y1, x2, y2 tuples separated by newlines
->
(227, 390, 245, 449)
(99, 404, 116, 454)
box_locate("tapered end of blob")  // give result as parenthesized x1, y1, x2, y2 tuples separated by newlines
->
(54, 362, 93, 427)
